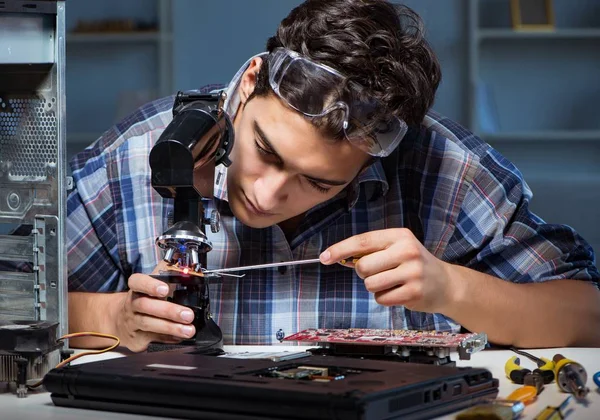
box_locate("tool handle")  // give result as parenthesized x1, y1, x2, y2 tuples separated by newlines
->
(339, 255, 362, 265)
(456, 405, 515, 420)
(538, 357, 554, 369)
(553, 355, 589, 398)
(505, 356, 531, 383)
(506, 385, 538, 404)
(533, 407, 563, 420)
(533, 367, 555, 384)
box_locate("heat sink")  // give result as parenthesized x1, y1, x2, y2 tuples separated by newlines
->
(0, 320, 63, 397)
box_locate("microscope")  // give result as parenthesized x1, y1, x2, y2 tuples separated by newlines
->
(148, 90, 234, 352)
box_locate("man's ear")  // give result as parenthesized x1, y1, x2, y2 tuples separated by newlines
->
(238, 57, 263, 105)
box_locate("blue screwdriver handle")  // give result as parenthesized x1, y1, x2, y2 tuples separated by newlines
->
(593, 371, 600, 388)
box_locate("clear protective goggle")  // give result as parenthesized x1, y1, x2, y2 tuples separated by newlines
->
(267, 48, 408, 157)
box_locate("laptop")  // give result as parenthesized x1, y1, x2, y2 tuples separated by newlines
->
(43, 346, 499, 420)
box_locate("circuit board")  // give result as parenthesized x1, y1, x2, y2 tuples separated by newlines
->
(284, 328, 483, 347)
(283, 328, 487, 361)
(150, 262, 224, 285)
(164, 263, 204, 277)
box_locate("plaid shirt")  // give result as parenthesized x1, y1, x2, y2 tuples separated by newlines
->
(67, 58, 599, 345)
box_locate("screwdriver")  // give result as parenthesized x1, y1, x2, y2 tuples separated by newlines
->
(506, 385, 539, 405)
(202, 256, 363, 274)
(533, 396, 571, 420)
(456, 399, 525, 420)
(553, 354, 589, 399)
(202, 258, 322, 274)
(510, 347, 555, 384)
(504, 353, 547, 405)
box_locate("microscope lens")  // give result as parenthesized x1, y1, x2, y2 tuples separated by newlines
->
(190, 248, 199, 266)
(164, 247, 175, 263)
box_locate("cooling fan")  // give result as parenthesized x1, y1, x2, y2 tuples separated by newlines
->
(0, 320, 63, 397)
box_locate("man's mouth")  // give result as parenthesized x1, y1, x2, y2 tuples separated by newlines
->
(243, 192, 274, 217)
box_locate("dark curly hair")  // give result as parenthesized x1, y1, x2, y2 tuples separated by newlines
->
(248, 0, 442, 142)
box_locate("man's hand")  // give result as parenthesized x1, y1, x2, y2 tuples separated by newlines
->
(111, 262, 197, 352)
(319, 228, 600, 347)
(319, 228, 454, 313)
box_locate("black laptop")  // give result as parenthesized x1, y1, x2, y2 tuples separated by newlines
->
(44, 346, 498, 420)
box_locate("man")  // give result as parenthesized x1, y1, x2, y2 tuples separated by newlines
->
(67, 0, 600, 352)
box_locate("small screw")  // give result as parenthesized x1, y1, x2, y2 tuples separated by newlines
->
(275, 329, 285, 341)
(210, 210, 220, 233)
(7, 192, 20, 209)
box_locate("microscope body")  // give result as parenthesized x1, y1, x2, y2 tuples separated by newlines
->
(148, 90, 233, 352)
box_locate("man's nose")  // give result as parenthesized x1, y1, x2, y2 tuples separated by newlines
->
(254, 170, 289, 212)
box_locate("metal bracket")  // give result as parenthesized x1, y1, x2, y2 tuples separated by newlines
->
(32, 217, 47, 320)
(457, 332, 488, 360)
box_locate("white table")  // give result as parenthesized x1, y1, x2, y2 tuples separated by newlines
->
(2, 346, 599, 419)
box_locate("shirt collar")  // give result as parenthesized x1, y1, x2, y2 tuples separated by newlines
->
(345, 159, 389, 210)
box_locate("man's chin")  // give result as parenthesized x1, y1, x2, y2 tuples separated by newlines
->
(236, 213, 279, 229)
(242, 218, 276, 229)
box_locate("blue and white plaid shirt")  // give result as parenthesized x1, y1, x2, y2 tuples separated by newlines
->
(66, 57, 599, 345)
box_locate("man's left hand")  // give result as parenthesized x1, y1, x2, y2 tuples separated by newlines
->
(319, 228, 456, 313)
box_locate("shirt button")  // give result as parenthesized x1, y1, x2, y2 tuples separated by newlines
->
(276, 329, 285, 341)
(278, 264, 287, 275)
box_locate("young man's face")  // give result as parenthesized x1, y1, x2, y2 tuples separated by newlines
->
(224, 58, 370, 229)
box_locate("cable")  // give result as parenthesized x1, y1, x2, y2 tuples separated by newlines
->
(510, 347, 545, 366)
(27, 331, 120, 389)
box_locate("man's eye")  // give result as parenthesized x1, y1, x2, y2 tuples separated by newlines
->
(254, 140, 273, 156)
(307, 179, 330, 194)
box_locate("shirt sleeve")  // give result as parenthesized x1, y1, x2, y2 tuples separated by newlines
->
(66, 95, 180, 292)
(66, 152, 127, 292)
(444, 148, 600, 285)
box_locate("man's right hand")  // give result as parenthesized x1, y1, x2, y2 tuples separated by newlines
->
(111, 266, 197, 352)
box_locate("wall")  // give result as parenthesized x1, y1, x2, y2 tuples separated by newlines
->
(172, 0, 469, 125)
(63, 0, 600, 253)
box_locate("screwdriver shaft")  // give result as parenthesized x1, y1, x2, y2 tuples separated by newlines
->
(203, 258, 322, 274)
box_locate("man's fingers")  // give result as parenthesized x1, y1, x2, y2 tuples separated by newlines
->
(131, 295, 196, 325)
(134, 313, 196, 340)
(320, 231, 383, 265)
(151, 260, 169, 275)
(128, 273, 170, 298)
(363, 268, 405, 293)
(320, 229, 409, 265)
(363, 260, 424, 292)
(374, 283, 422, 307)
(353, 250, 399, 279)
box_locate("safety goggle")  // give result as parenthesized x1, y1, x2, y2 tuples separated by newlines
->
(267, 48, 407, 157)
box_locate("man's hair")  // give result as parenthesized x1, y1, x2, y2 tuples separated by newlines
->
(248, 0, 442, 141)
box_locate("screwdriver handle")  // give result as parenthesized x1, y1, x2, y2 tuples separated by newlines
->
(533, 397, 571, 420)
(553, 354, 589, 399)
(340, 255, 362, 265)
(533, 406, 564, 420)
(507, 385, 538, 404)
